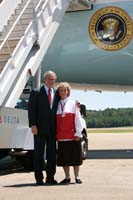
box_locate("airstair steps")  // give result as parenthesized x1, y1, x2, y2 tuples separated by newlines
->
(11, 13, 34, 21)
(0, 38, 20, 71)
(0, 0, 43, 39)
(18, 2, 37, 10)
(14, 2, 45, 16)
(15, 8, 33, 15)
(18, 0, 46, 11)
(18, 1, 45, 12)
(3, 24, 28, 32)
(0, 0, 71, 107)
(0, 54, 10, 62)
(0, 61, 7, 71)
(8, 18, 32, 27)
(0, 46, 14, 54)
(1, 31, 24, 39)
(0, 0, 42, 73)
(22, 0, 39, 3)
(0, 38, 20, 47)
(1, 0, 46, 40)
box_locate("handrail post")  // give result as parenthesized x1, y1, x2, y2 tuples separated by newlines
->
(32, 63, 41, 89)
(32, 0, 39, 42)
(6, 40, 12, 56)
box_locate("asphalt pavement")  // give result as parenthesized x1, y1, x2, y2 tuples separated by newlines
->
(0, 133, 133, 200)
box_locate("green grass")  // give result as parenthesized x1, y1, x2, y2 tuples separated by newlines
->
(87, 127, 133, 134)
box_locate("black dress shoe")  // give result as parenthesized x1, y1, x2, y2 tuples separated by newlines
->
(60, 178, 71, 184)
(45, 178, 58, 185)
(36, 180, 44, 185)
(75, 178, 82, 184)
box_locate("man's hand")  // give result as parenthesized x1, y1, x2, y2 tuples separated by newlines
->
(31, 125, 38, 135)
(74, 136, 81, 141)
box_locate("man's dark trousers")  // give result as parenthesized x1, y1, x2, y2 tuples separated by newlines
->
(34, 133, 56, 181)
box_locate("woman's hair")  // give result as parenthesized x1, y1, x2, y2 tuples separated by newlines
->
(57, 82, 71, 96)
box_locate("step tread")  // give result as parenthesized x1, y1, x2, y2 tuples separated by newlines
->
(1, 31, 24, 39)
(0, 46, 15, 54)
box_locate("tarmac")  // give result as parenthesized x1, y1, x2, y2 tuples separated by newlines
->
(0, 133, 133, 200)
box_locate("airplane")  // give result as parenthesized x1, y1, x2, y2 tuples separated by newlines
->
(37, 0, 133, 92)
(0, 0, 133, 166)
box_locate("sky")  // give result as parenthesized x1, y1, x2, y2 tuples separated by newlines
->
(71, 90, 133, 111)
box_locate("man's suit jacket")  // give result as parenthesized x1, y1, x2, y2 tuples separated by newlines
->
(28, 85, 60, 137)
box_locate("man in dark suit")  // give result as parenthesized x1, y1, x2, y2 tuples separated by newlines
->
(28, 71, 59, 185)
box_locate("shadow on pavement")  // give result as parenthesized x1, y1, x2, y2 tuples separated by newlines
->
(3, 182, 75, 187)
(1, 149, 133, 177)
(86, 149, 133, 159)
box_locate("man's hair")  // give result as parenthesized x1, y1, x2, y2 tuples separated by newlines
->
(43, 70, 57, 80)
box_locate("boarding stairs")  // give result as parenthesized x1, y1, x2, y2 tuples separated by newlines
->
(0, 0, 71, 108)
(0, 0, 93, 108)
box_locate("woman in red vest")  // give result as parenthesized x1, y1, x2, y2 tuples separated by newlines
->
(56, 82, 83, 184)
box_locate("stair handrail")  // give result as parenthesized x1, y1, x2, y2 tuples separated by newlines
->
(0, 0, 33, 54)
(0, 0, 58, 82)
(35, 0, 47, 12)
(0, 0, 69, 106)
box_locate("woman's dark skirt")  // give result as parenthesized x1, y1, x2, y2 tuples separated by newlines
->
(57, 140, 83, 166)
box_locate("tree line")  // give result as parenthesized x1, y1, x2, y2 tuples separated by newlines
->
(17, 99, 133, 128)
(86, 108, 133, 128)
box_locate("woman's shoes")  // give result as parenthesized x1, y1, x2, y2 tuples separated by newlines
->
(60, 178, 82, 184)
(75, 178, 82, 184)
(60, 178, 71, 184)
